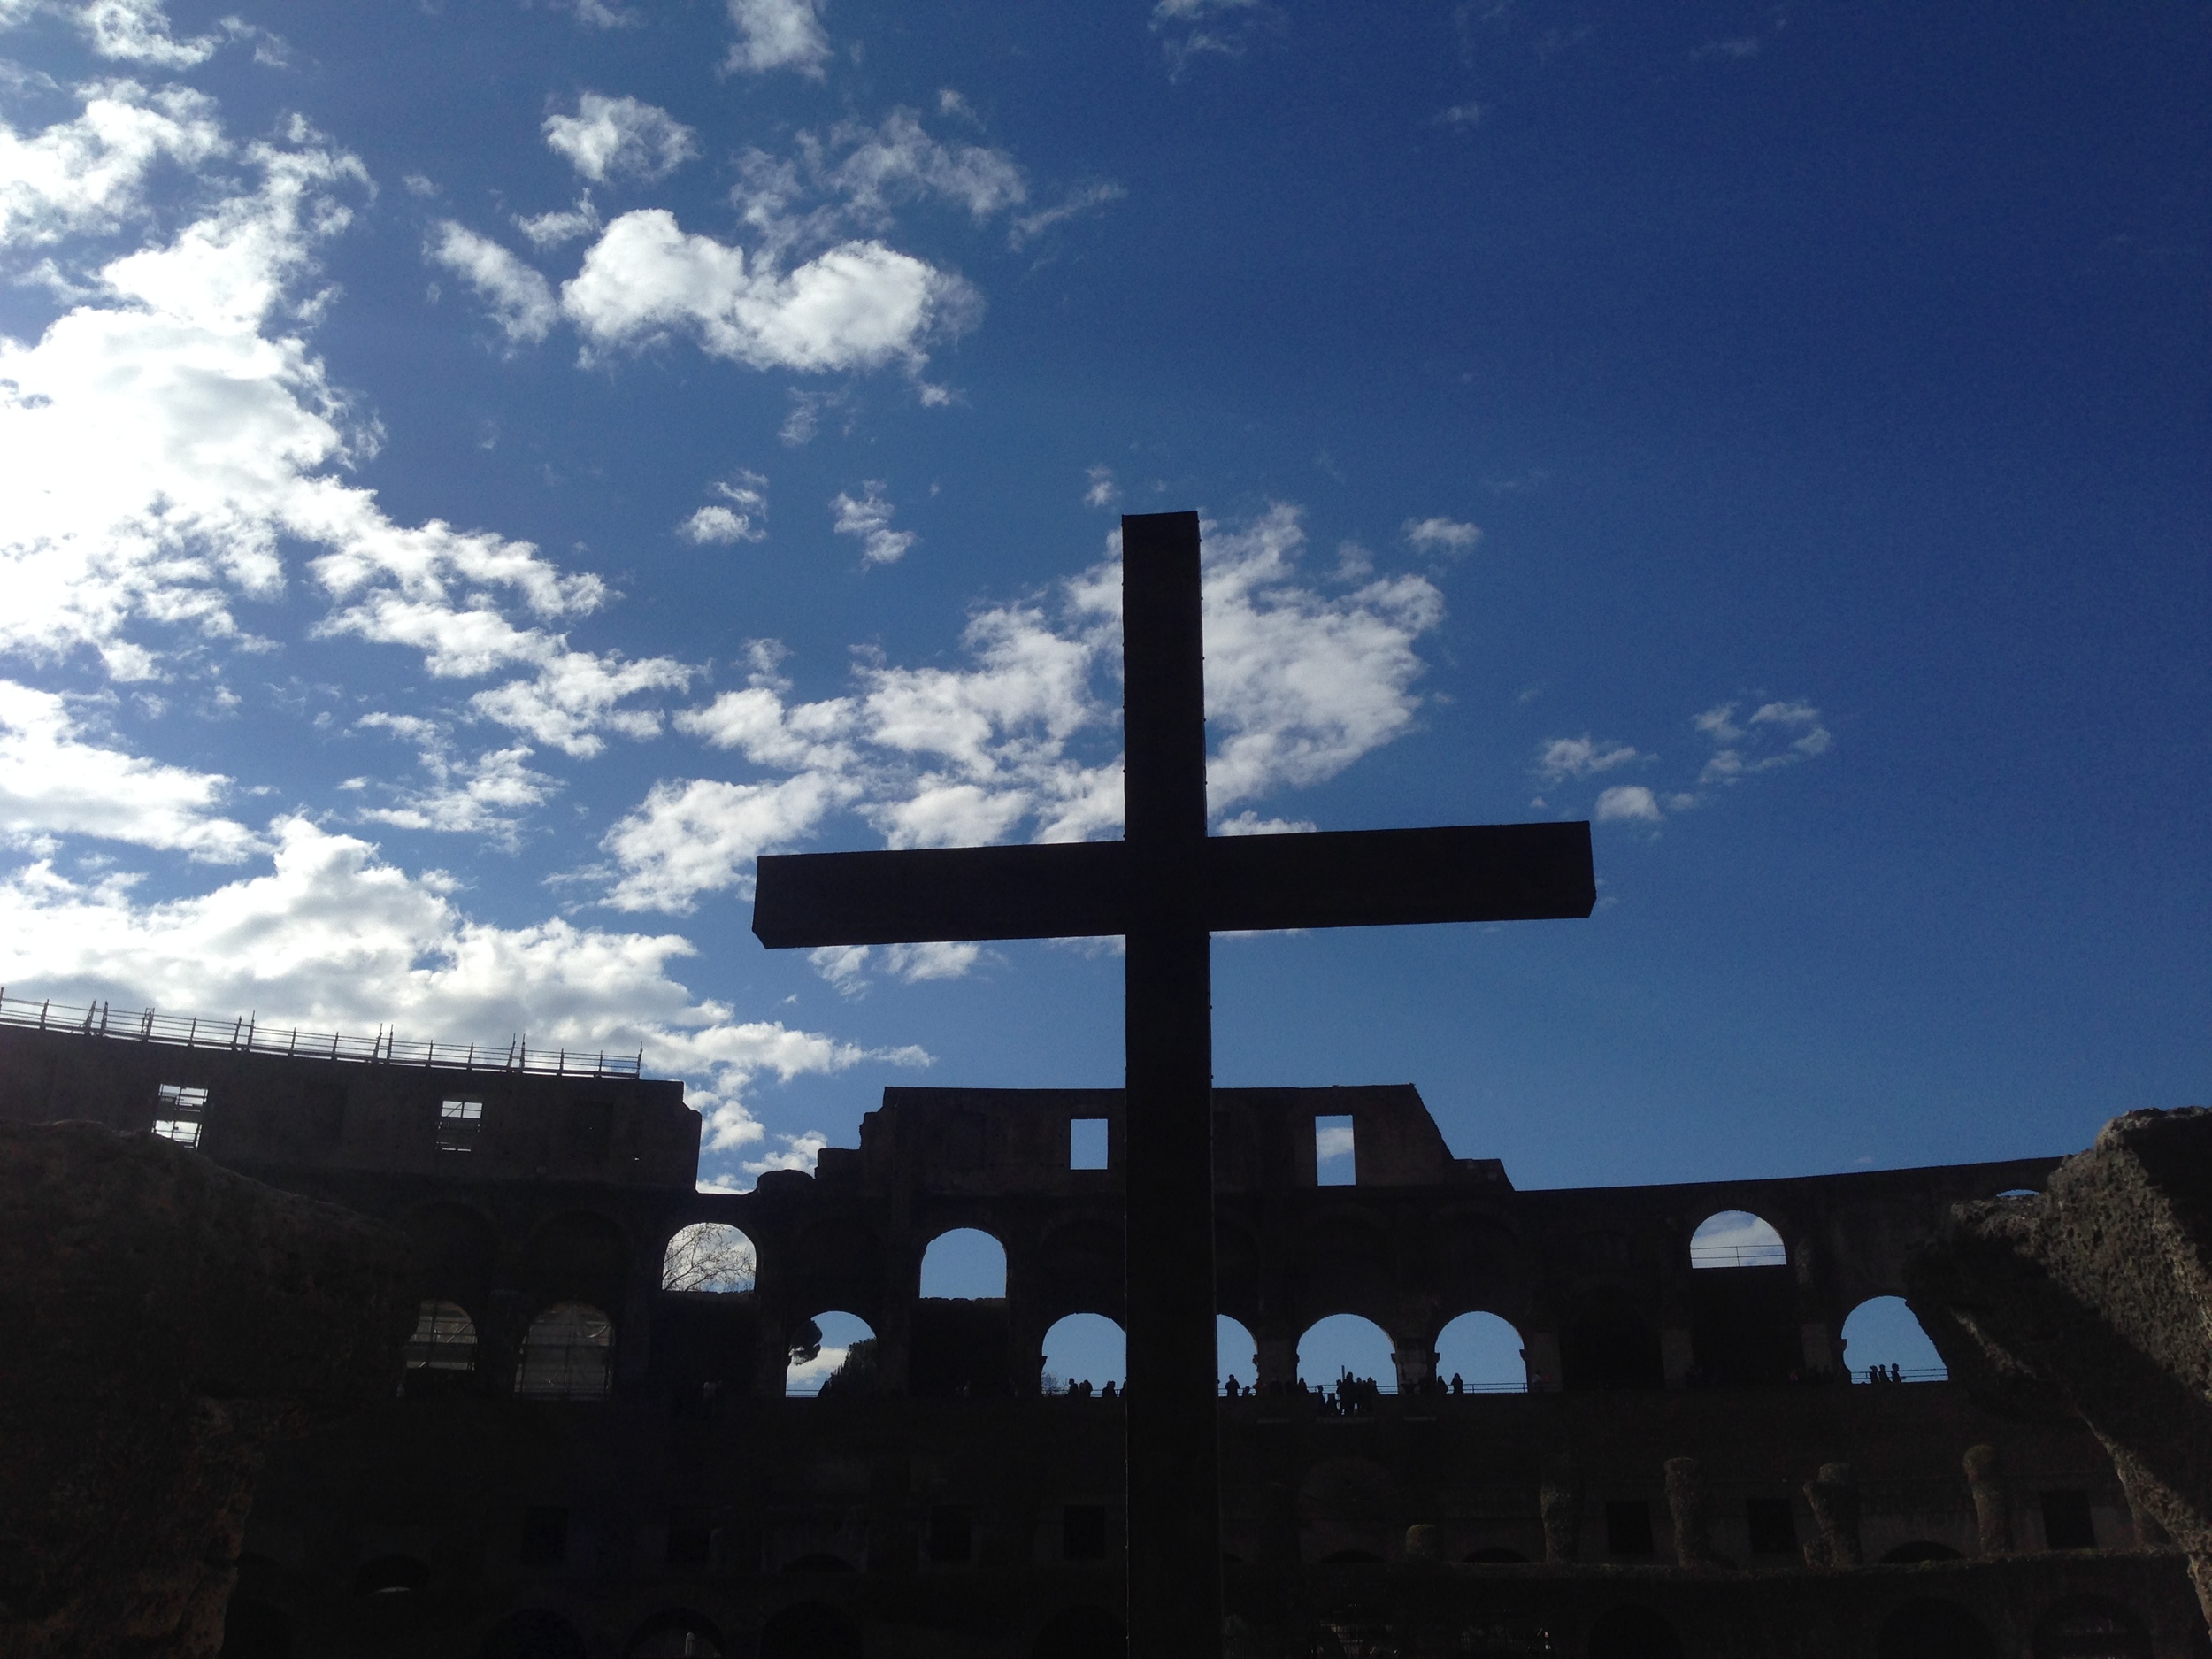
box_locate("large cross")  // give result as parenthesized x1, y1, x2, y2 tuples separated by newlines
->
(755, 511, 1594, 1656)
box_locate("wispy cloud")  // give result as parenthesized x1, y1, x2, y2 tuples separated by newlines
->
(1402, 515, 1482, 553)
(831, 481, 916, 565)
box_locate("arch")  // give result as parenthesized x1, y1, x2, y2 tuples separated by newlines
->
(1689, 1210, 1787, 1269)
(624, 1609, 728, 1659)
(662, 1223, 756, 1293)
(1042, 1312, 1125, 1393)
(920, 1227, 1007, 1299)
(759, 1601, 863, 1659)
(1296, 1314, 1395, 1391)
(1561, 1288, 1663, 1390)
(353, 1554, 430, 1594)
(1435, 1311, 1526, 1393)
(1878, 1600, 1998, 1659)
(1217, 1314, 1256, 1391)
(477, 1610, 588, 1659)
(1031, 1605, 1125, 1659)
(1881, 1540, 1963, 1563)
(527, 1210, 631, 1309)
(2032, 1596, 2151, 1659)
(787, 1310, 878, 1397)
(219, 1595, 290, 1659)
(515, 1302, 613, 1398)
(402, 1300, 478, 1371)
(1840, 1295, 1948, 1382)
(1586, 1605, 1685, 1659)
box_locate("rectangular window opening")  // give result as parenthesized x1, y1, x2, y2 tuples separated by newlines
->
(1745, 1497, 1797, 1556)
(436, 1097, 483, 1152)
(1069, 1118, 1109, 1171)
(2041, 1488, 2096, 1550)
(1604, 1499, 1655, 1558)
(519, 1505, 569, 1567)
(1315, 1114, 1356, 1186)
(1063, 1503, 1108, 1562)
(926, 1504, 972, 1565)
(153, 1082, 208, 1148)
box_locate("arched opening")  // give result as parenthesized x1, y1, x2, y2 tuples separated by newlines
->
(1689, 1210, 1787, 1269)
(1042, 1312, 1125, 1394)
(353, 1554, 430, 1594)
(2032, 1596, 2151, 1659)
(921, 1227, 1008, 1298)
(1878, 1600, 1997, 1659)
(515, 1303, 613, 1398)
(787, 1310, 878, 1397)
(1217, 1314, 1256, 1392)
(1297, 1314, 1396, 1396)
(1841, 1295, 1949, 1383)
(402, 1300, 478, 1371)
(1561, 1289, 1663, 1390)
(1032, 1605, 1125, 1659)
(625, 1610, 727, 1659)
(1435, 1311, 1526, 1393)
(1882, 1540, 1963, 1563)
(1586, 1604, 1685, 1659)
(662, 1224, 755, 1293)
(759, 1601, 863, 1659)
(477, 1610, 588, 1659)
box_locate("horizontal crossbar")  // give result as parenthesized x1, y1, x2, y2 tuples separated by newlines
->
(752, 822, 1593, 948)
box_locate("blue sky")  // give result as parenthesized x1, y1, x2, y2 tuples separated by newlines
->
(0, 0, 2203, 1198)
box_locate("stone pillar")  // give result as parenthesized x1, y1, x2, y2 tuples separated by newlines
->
(1404, 1523, 1441, 1562)
(1255, 1333, 1296, 1391)
(1665, 1456, 1717, 1566)
(1523, 1331, 1563, 1393)
(1660, 1326, 1694, 1389)
(1800, 1320, 1839, 1377)
(1963, 1444, 2012, 1553)
(1540, 1454, 1583, 1563)
(1392, 1342, 1438, 1394)
(1803, 1462, 1862, 1567)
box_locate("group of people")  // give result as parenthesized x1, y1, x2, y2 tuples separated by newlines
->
(1860, 1363, 1911, 1384)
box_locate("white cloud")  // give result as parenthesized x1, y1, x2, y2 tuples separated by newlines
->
(354, 716, 557, 847)
(1217, 810, 1316, 835)
(679, 471, 769, 545)
(1402, 515, 1482, 553)
(724, 0, 830, 76)
(0, 79, 224, 246)
(564, 0, 641, 27)
(824, 108, 1025, 222)
(603, 503, 1443, 926)
(513, 195, 601, 250)
(1535, 734, 1640, 783)
(542, 93, 698, 185)
(1434, 104, 1482, 128)
(426, 220, 557, 343)
(1594, 784, 1661, 823)
(831, 480, 915, 565)
(0, 817, 926, 1152)
(1009, 181, 1126, 250)
(0, 679, 263, 859)
(1149, 0, 1263, 69)
(803, 938, 985, 995)
(1083, 465, 1118, 508)
(36, 0, 218, 66)
(1697, 698, 1831, 784)
(561, 208, 977, 373)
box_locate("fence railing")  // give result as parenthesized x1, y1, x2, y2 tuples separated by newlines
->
(1688, 1242, 1790, 1268)
(0, 990, 643, 1079)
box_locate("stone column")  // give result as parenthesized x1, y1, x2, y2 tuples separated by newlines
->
(1660, 1326, 1694, 1389)
(1803, 1462, 1861, 1567)
(1800, 1320, 1840, 1376)
(1392, 1341, 1439, 1394)
(1523, 1331, 1563, 1393)
(1665, 1456, 1717, 1566)
(1963, 1444, 2012, 1553)
(1540, 1454, 1583, 1563)
(1255, 1333, 1297, 1391)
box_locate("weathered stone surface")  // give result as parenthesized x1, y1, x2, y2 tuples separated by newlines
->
(0, 1121, 411, 1658)
(1664, 1455, 1717, 1566)
(1802, 1461, 1862, 1567)
(1907, 1105, 2212, 1619)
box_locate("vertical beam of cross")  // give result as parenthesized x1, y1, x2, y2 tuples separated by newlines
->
(1120, 511, 1222, 1655)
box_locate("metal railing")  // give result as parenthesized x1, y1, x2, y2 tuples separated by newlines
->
(0, 990, 643, 1079)
(1688, 1242, 1790, 1268)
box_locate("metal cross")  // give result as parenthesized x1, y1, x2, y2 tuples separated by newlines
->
(755, 511, 1594, 1655)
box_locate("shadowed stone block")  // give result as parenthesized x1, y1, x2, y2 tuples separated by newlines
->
(1803, 1462, 1861, 1567)
(1907, 1106, 2212, 1621)
(1540, 1454, 1582, 1563)
(0, 1121, 411, 1656)
(1962, 1443, 2012, 1553)
(1665, 1456, 1717, 1566)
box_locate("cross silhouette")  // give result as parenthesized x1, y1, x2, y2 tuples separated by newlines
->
(755, 511, 1594, 1655)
